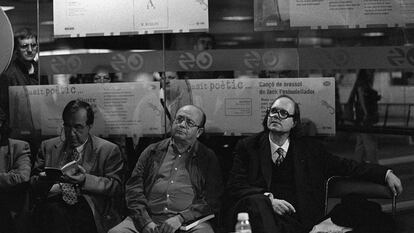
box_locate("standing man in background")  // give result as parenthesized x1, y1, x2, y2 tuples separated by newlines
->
(353, 69, 381, 163)
(1, 27, 39, 120)
(0, 27, 45, 158)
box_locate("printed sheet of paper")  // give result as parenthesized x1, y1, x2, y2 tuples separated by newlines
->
(255, 0, 414, 30)
(54, 0, 208, 37)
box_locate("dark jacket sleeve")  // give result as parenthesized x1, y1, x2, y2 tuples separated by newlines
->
(82, 144, 125, 196)
(322, 144, 388, 184)
(0, 140, 31, 188)
(179, 146, 223, 222)
(125, 145, 154, 231)
(30, 141, 46, 183)
(226, 138, 267, 201)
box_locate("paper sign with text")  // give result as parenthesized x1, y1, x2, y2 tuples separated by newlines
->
(53, 0, 208, 37)
(188, 78, 335, 135)
(9, 82, 163, 137)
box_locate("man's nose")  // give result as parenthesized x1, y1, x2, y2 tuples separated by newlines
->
(70, 128, 77, 136)
(177, 120, 187, 127)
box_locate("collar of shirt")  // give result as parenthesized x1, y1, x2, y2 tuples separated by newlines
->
(75, 137, 88, 155)
(268, 134, 290, 161)
(170, 138, 198, 156)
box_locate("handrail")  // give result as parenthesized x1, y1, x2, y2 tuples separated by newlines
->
(340, 102, 414, 130)
(337, 124, 414, 135)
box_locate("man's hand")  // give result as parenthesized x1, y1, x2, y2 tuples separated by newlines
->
(143, 222, 158, 233)
(386, 171, 403, 196)
(158, 215, 183, 233)
(63, 165, 86, 185)
(49, 183, 61, 194)
(266, 193, 295, 215)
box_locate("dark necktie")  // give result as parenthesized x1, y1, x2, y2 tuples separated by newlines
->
(275, 148, 286, 166)
(61, 183, 79, 205)
(72, 148, 80, 161)
(61, 149, 81, 205)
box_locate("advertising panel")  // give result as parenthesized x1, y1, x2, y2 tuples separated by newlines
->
(53, 0, 209, 37)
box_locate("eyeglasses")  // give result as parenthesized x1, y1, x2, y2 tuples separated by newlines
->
(19, 43, 38, 50)
(174, 115, 200, 128)
(93, 74, 111, 82)
(63, 123, 88, 133)
(269, 107, 295, 120)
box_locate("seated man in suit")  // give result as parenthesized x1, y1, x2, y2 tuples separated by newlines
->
(226, 95, 403, 233)
(31, 100, 126, 233)
(0, 108, 31, 233)
(109, 105, 223, 233)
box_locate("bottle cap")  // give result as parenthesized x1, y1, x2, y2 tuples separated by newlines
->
(237, 212, 249, 220)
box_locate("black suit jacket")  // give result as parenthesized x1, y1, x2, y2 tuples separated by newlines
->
(226, 131, 388, 229)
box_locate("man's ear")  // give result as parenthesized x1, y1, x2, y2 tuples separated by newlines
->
(196, 127, 204, 138)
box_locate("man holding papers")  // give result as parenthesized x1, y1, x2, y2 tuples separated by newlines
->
(109, 105, 223, 233)
(31, 100, 126, 233)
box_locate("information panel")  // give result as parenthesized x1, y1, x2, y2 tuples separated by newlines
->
(53, 0, 209, 37)
(9, 82, 163, 137)
(188, 78, 335, 135)
(255, 0, 414, 30)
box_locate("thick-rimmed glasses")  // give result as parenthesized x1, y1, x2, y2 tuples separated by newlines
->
(269, 107, 295, 120)
(93, 74, 111, 83)
(174, 115, 200, 128)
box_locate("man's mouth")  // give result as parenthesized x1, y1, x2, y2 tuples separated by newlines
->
(270, 121, 281, 125)
(176, 129, 186, 134)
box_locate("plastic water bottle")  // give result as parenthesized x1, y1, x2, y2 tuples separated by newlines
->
(235, 212, 252, 233)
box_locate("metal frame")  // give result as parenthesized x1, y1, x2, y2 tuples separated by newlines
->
(324, 176, 397, 216)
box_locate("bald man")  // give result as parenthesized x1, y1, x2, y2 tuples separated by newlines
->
(110, 105, 223, 233)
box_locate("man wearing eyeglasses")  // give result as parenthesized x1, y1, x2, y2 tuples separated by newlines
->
(110, 105, 223, 233)
(1, 27, 39, 118)
(226, 95, 403, 233)
(31, 100, 126, 233)
(0, 28, 47, 163)
(1, 27, 39, 86)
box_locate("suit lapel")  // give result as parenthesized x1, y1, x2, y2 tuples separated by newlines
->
(291, 139, 307, 189)
(51, 140, 65, 167)
(290, 139, 310, 219)
(259, 133, 272, 189)
(81, 135, 98, 172)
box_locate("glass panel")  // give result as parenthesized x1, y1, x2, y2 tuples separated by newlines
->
(0, 0, 413, 229)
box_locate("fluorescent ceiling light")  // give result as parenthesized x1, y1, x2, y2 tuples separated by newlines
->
(40, 49, 112, 56)
(299, 37, 332, 45)
(39, 49, 155, 56)
(362, 32, 384, 37)
(233, 36, 252, 41)
(275, 37, 296, 42)
(217, 41, 239, 46)
(129, 49, 155, 52)
(222, 16, 253, 21)
(40, 21, 54, 25)
(1, 6, 15, 11)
